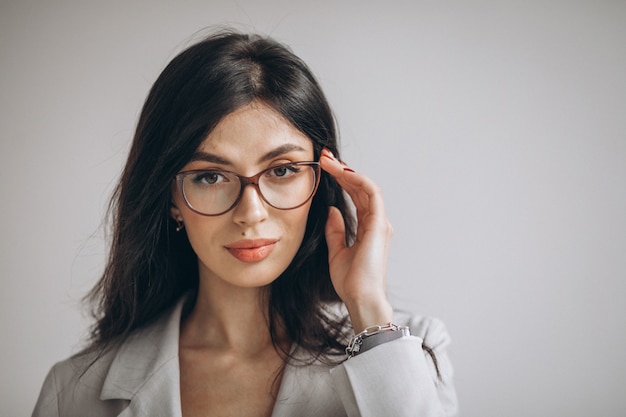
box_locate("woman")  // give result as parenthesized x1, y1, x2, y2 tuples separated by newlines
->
(32, 31, 457, 416)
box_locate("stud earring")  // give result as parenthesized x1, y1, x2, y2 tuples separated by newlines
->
(176, 219, 184, 232)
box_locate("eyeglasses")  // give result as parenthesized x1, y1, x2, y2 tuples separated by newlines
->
(175, 161, 321, 216)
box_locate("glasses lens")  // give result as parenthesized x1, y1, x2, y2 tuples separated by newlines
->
(181, 170, 241, 215)
(178, 162, 319, 215)
(259, 163, 318, 209)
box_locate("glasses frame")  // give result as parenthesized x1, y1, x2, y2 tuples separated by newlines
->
(175, 161, 321, 216)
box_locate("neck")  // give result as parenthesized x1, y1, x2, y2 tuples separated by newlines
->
(180, 269, 287, 357)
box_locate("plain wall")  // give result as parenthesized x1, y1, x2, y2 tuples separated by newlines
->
(1, 1, 625, 416)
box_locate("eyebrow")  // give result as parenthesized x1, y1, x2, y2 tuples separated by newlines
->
(190, 144, 309, 166)
(188, 151, 231, 165)
(257, 144, 308, 163)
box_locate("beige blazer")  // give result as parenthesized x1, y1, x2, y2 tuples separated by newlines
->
(32, 298, 458, 416)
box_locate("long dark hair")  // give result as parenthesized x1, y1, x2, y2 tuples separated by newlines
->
(86, 31, 356, 363)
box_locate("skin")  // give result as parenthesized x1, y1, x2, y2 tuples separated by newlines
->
(171, 101, 393, 417)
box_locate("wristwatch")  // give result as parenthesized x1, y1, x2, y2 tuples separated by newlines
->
(346, 323, 411, 357)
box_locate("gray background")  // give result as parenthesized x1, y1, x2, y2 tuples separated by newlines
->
(2, 1, 625, 416)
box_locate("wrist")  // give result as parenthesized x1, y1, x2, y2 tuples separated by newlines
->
(345, 297, 394, 333)
(346, 322, 411, 357)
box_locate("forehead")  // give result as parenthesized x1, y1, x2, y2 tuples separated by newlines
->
(198, 101, 313, 159)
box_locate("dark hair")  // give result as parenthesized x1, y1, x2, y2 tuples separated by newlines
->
(86, 31, 356, 363)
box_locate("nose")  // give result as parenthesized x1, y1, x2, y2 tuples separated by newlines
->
(231, 184, 268, 226)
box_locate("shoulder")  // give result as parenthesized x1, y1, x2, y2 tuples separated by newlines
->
(32, 298, 185, 417)
(32, 346, 126, 417)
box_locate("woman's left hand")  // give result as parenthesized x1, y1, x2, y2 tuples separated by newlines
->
(320, 148, 394, 333)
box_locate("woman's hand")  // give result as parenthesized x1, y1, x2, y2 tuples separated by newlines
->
(320, 148, 394, 333)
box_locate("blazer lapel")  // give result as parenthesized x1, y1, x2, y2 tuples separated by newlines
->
(114, 358, 181, 417)
(97, 297, 347, 417)
(100, 299, 186, 417)
(271, 347, 346, 417)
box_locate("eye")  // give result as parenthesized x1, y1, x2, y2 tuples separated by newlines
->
(268, 164, 301, 178)
(191, 171, 229, 186)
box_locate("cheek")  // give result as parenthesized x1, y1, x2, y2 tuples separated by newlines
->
(183, 218, 217, 256)
(173, 200, 223, 260)
(285, 203, 313, 244)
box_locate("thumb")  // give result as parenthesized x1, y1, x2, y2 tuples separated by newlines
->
(325, 206, 347, 259)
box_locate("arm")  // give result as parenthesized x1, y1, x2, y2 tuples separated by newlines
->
(330, 336, 454, 417)
(320, 148, 394, 332)
(320, 149, 458, 416)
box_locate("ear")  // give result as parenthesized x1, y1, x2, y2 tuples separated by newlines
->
(170, 198, 183, 221)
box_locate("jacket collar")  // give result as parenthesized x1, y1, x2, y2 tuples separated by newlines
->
(97, 296, 343, 417)
(100, 298, 186, 416)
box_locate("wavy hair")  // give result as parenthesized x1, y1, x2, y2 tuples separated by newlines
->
(85, 31, 356, 363)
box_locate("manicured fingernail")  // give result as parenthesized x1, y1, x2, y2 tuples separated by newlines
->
(343, 167, 355, 173)
(321, 147, 335, 160)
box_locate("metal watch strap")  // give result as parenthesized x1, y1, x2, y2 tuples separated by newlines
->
(346, 323, 411, 357)
(358, 326, 410, 355)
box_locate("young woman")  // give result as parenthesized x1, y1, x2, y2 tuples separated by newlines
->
(32, 31, 458, 417)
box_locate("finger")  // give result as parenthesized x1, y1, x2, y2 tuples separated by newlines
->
(325, 206, 347, 261)
(319, 148, 348, 179)
(320, 150, 386, 218)
(328, 167, 386, 227)
(342, 170, 382, 216)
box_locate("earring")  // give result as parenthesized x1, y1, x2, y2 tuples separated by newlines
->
(176, 219, 184, 232)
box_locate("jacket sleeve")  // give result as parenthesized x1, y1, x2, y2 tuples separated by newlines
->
(329, 316, 458, 417)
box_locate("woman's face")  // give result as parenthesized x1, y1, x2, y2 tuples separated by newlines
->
(171, 101, 315, 289)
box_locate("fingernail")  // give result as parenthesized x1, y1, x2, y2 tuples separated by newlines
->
(321, 147, 335, 160)
(343, 167, 355, 173)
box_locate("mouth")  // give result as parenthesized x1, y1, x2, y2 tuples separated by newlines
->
(224, 239, 279, 263)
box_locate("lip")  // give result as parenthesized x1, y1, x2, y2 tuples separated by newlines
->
(224, 238, 278, 263)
